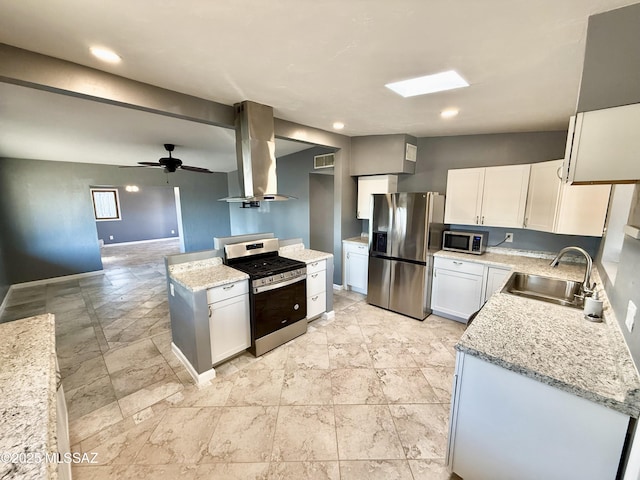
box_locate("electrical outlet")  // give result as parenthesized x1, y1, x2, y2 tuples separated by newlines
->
(626, 300, 637, 333)
(109, 235, 114, 240)
(505, 233, 514, 243)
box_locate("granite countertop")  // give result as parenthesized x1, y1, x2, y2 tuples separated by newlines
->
(443, 249, 640, 417)
(168, 257, 248, 291)
(0, 314, 58, 480)
(280, 245, 333, 264)
(343, 236, 368, 245)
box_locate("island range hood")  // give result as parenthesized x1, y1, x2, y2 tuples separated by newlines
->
(221, 101, 295, 203)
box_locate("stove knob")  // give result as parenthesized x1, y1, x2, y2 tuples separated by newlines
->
(269, 277, 273, 283)
(280, 273, 285, 279)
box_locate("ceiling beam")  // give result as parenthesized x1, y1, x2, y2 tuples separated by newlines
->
(0, 43, 235, 128)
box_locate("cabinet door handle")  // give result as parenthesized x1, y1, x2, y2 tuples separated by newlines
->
(524, 217, 528, 228)
(476, 216, 479, 224)
(453, 261, 463, 265)
(311, 262, 318, 267)
(312, 273, 318, 278)
(312, 295, 319, 301)
(556, 166, 563, 180)
(481, 216, 485, 225)
(208, 306, 212, 318)
(347, 252, 350, 259)
(223, 284, 235, 290)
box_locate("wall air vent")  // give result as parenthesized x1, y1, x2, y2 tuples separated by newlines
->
(314, 153, 335, 169)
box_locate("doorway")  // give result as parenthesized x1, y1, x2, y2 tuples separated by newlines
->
(309, 173, 335, 254)
(91, 184, 183, 248)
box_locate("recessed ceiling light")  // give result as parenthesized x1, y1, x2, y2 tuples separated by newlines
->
(385, 70, 469, 98)
(90, 47, 121, 63)
(441, 108, 459, 118)
(332, 122, 345, 130)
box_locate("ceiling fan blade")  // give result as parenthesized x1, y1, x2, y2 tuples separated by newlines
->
(180, 165, 214, 173)
(138, 162, 163, 167)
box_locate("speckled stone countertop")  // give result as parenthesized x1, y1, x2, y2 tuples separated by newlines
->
(439, 249, 640, 417)
(343, 236, 368, 245)
(0, 313, 58, 480)
(280, 245, 333, 264)
(168, 257, 248, 292)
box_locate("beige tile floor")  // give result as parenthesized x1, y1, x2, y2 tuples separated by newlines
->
(1, 239, 465, 479)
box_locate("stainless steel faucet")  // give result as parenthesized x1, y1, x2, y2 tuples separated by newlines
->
(550, 246, 595, 297)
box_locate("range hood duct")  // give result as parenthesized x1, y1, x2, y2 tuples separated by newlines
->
(221, 101, 295, 203)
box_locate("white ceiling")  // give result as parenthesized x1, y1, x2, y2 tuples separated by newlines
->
(0, 0, 638, 168)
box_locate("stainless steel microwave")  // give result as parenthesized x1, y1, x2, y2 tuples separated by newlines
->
(442, 231, 486, 255)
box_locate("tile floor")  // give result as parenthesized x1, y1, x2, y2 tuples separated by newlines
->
(1, 239, 465, 479)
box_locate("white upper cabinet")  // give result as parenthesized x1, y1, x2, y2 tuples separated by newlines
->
(481, 165, 530, 228)
(445, 165, 530, 228)
(564, 104, 640, 184)
(555, 181, 611, 236)
(525, 159, 611, 237)
(525, 160, 564, 232)
(444, 168, 484, 225)
(356, 175, 397, 219)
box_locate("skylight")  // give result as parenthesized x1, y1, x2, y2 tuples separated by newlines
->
(385, 70, 469, 98)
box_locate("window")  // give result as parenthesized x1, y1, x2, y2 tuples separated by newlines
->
(91, 188, 121, 221)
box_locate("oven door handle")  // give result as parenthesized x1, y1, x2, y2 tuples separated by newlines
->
(254, 274, 307, 294)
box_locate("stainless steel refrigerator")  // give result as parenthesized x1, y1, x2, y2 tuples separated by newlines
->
(367, 192, 445, 320)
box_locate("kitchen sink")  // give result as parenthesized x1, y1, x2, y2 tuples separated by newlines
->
(501, 272, 583, 309)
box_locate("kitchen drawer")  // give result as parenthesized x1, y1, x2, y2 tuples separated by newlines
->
(345, 242, 368, 254)
(307, 259, 326, 275)
(307, 269, 326, 297)
(206, 279, 249, 304)
(434, 257, 485, 276)
(307, 292, 326, 319)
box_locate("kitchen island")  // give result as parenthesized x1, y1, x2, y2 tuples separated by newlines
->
(166, 244, 335, 385)
(441, 250, 640, 479)
(0, 313, 67, 480)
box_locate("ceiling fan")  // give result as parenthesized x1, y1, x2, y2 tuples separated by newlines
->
(137, 144, 213, 173)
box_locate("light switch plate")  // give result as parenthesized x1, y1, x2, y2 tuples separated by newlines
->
(626, 300, 637, 332)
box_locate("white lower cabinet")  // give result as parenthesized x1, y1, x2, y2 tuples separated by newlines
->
(432, 257, 512, 321)
(343, 241, 368, 294)
(484, 266, 510, 303)
(432, 257, 485, 321)
(307, 259, 327, 319)
(448, 352, 629, 480)
(208, 280, 250, 365)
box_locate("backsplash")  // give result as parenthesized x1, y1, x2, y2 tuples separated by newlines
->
(450, 225, 602, 259)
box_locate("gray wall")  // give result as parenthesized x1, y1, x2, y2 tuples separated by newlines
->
(228, 146, 337, 255)
(399, 131, 568, 194)
(0, 157, 230, 285)
(577, 3, 640, 112)
(396, 131, 591, 255)
(95, 185, 179, 245)
(309, 173, 335, 255)
(599, 186, 640, 366)
(577, 3, 640, 368)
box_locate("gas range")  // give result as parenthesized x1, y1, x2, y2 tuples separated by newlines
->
(228, 254, 306, 290)
(223, 237, 308, 356)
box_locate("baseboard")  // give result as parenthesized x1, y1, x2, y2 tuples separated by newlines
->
(11, 270, 104, 290)
(431, 309, 468, 324)
(102, 237, 180, 247)
(0, 285, 13, 318)
(171, 342, 216, 387)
